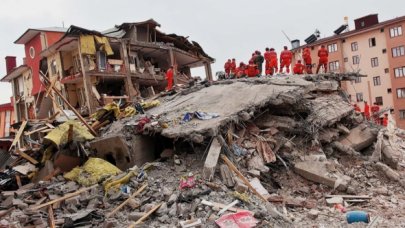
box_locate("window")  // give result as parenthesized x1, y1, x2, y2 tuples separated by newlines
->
(385, 68, 389, 73)
(400, 110, 405, 119)
(390, 26, 403, 37)
(51, 59, 57, 75)
(380, 28, 384, 32)
(356, 93, 364, 102)
(387, 88, 392, 93)
(394, 66, 405, 77)
(361, 21, 365, 27)
(352, 55, 360, 64)
(382, 49, 387, 54)
(397, 88, 405, 98)
(373, 76, 381, 86)
(371, 57, 379, 67)
(351, 42, 358, 51)
(369, 38, 376, 47)
(328, 43, 338, 52)
(354, 77, 361, 83)
(375, 96, 383, 105)
(29, 46, 35, 59)
(4, 110, 11, 137)
(344, 57, 348, 62)
(392, 46, 405, 57)
(329, 61, 339, 72)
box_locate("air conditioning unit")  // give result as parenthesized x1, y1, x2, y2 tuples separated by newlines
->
(97, 51, 107, 71)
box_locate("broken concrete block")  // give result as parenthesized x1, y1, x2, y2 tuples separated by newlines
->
(318, 128, 340, 143)
(219, 164, 235, 187)
(325, 196, 344, 205)
(339, 124, 376, 151)
(336, 124, 350, 135)
(247, 155, 269, 173)
(249, 177, 270, 200)
(247, 169, 261, 178)
(375, 162, 400, 181)
(294, 161, 350, 191)
(234, 181, 248, 193)
(255, 114, 300, 133)
(128, 212, 146, 221)
(307, 209, 320, 220)
(314, 80, 339, 91)
(202, 137, 222, 181)
(381, 139, 400, 169)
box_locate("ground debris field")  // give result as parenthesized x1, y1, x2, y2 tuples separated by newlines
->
(1, 74, 405, 228)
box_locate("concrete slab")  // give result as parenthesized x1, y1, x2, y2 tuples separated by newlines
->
(339, 124, 376, 151)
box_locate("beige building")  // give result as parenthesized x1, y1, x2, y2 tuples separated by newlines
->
(292, 14, 405, 128)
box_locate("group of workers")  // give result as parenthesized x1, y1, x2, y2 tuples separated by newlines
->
(223, 44, 330, 78)
(353, 101, 389, 126)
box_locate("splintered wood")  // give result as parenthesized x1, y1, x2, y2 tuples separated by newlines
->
(202, 137, 222, 181)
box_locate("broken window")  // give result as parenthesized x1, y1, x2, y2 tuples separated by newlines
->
(373, 76, 381, 86)
(356, 92, 363, 102)
(375, 96, 383, 105)
(369, 37, 376, 47)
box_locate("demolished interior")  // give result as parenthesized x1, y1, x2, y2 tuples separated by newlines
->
(1, 74, 405, 227)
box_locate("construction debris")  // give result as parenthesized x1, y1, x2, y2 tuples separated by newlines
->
(1, 75, 405, 227)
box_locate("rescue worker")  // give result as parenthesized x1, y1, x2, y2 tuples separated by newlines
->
(254, 51, 264, 75)
(280, 46, 292, 74)
(230, 58, 237, 76)
(245, 60, 259, 77)
(302, 47, 312, 74)
(382, 113, 388, 127)
(363, 101, 370, 120)
(370, 102, 380, 124)
(224, 59, 231, 77)
(264, 48, 271, 75)
(353, 103, 361, 112)
(293, 60, 304, 75)
(269, 48, 278, 75)
(165, 66, 174, 91)
(316, 45, 329, 74)
(235, 62, 247, 78)
(250, 53, 257, 63)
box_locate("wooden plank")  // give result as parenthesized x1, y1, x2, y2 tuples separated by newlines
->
(107, 183, 147, 218)
(48, 206, 56, 228)
(17, 150, 38, 165)
(201, 200, 243, 213)
(324, 195, 371, 199)
(31, 185, 98, 210)
(128, 202, 163, 228)
(47, 111, 60, 121)
(24, 126, 49, 136)
(45, 123, 55, 129)
(45, 78, 57, 98)
(9, 121, 27, 151)
(202, 137, 222, 181)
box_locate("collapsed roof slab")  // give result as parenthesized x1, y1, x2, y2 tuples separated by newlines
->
(148, 76, 316, 140)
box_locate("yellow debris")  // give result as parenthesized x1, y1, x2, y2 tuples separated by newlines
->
(44, 120, 94, 147)
(141, 100, 160, 109)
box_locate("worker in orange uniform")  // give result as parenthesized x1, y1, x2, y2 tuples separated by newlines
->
(370, 102, 380, 124)
(293, 60, 304, 75)
(280, 46, 292, 74)
(224, 59, 231, 77)
(382, 113, 389, 127)
(302, 47, 312, 74)
(230, 59, 237, 76)
(316, 45, 329, 74)
(363, 101, 370, 120)
(165, 66, 174, 91)
(264, 48, 271, 75)
(245, 60, 259, 77)
(235, 62, 246, 78)
(353, 103, 361, 112)
(269, 48, 278, 75)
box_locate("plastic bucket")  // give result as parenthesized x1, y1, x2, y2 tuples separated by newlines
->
(346, 211, 370, 224)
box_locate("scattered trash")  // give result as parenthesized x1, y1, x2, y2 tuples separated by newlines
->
(215, 211, 258, 228)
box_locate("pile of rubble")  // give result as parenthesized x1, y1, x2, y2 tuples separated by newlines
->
(1, 74, 405, 227)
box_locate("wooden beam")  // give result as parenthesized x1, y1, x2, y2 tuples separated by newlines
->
(77, 39, 95, 114)
(48, 206, 56, 228)
(9, 121, 27, 151)
(17, 149, 38, 165)
(107, 183, 147, 218)
(128, 202, 163, 228)
(24, 126, 49, 136)
(31, 185, 98, 210)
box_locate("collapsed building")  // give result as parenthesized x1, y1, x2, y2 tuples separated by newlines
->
(1, 73, 405, 227)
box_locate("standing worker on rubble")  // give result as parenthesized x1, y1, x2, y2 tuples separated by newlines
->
(382, 113, 389, 127)
(230, 58, 237, 77)
(316, 45, 329, 74)
(165, 66, 174, 91)
(353, 103, 361, 112)
(371, 102, 380, 124)
(245, 60, 260, 77)
(363, 101, 371, 120)
(302, 46, 313, 74)
(280, 46, 292, 74)
(224, 59, 231, 77)
(268, 48, 278, 75)
(254, 51, 264, 76)
(264, 48, 272, 75)
(293, 60, 304, 75)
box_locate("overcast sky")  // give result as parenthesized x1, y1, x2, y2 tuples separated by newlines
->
(0, 0, 403, 103)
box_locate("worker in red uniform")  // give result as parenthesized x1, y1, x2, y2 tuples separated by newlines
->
(353, 103, 361, 112)
(264, 48, 271, 75)
(316, 45, 329, 74)
(363, 101, 370, 120)
(302, 47, 312, 74)
(250, 53, 257, 63)
(165, 66, 174, 91)
(269, 48, 278, 75)
(230, 58, 237, 76)
(224, 59, 231, 77)
(280, 46, 292, 74)
(245, 60, 259, 77)
(235, 62, 246, 78)
(382, 113, 388, 127)
(370, 102, 380, 124)
(293, 60, 305, 75)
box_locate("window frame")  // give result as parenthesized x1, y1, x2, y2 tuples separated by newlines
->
(369, 37, 376, 47)
(351, 42, 358, 51)
(390, 26, 403, 38)
(373, 76, 381, 86)
(328, 60, 340, 72)
(400, 110, 405, 119)
(356, 92, 364, 102)
(375, 96, 383, 105)
(352, 55, 360, 64)
(327, 43, 338, 53)
(397, 88, 405, 98)
(371, 57, 379, 67)
(392, 46, 405, 57)
(394, 66, 405, 78)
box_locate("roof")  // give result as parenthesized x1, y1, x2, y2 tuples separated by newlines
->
(1, 65, 30, 82)
(102, 19, 161, 38)
(14, 27, 67, 44)
(294, 15, 405, 49)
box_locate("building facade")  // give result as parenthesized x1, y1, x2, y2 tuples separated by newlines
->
(292, 14, 405, 128)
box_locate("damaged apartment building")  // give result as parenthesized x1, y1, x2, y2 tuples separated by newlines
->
(2, 19, 214, 119)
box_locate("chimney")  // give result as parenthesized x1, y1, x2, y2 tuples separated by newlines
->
(5, 56, 16, 74)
